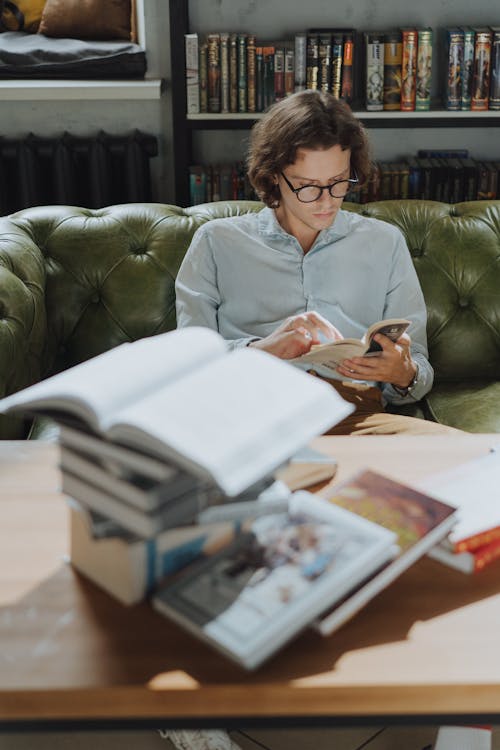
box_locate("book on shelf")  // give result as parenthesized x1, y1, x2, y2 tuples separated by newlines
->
(331, 32, 343, 99)
(489, 26, 500, 111)
(383, 30, 402, 110)
(219, 32, 230, 114)
(285, 47, 295, 96)
(184, 33, 200, 114)
(313, 469, 456, 636)
(274, 46, 286, 101)
(290, 318, 410, 379)
(0, 327, 353, 497)
(415, 27, 433, 111)
(340, 31, 354, 103)
(294, 32, 307, 92)
(263, 46, 275, 109)
(318, 32, 332, 93)
(401, 28, 418, 111)
(306, 32, 319, 91)
(471, 27, 492, 111)
(444, 27, 464, 111)
(152, 489, 398, 670)
(365, 31, 384, 111)
(237, 33, 248, 113)
(198, 38, 208, 112)
(418, 445, 500, 555)
(207, 32, 221, 113)
(461, 26, 475, 110)
(246, 34, 257, 112)
(229, 33, 238, 112)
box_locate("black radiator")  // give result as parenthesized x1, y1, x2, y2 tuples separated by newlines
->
(0, 130, 158, 214)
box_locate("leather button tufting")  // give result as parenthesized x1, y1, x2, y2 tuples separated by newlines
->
(458, 297, 469, 308)
(412, 247, 424, 257)
(91, 293, 100, 304)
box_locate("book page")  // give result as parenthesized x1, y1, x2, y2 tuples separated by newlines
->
(0, 328, 226, 432)
(108, 349, 354, 496)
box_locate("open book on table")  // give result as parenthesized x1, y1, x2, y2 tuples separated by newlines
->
(313, 469, 456, 636)
(152, 490, 397, 670)
(0, 327, 353, 497)
(290, 318, 410, 377)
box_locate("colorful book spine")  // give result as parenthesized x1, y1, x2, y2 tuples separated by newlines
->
(219, 32, 230, 114)
(207, 33, 221, 113)
(365, 32, 384, 111)
(294, 32, 307, 92)
(318, 33, 332, 92)
(247, 34, 257, 113)
(341, 31, 354, 103)
(401, 28, 418, 111)
(306, 33, 319, 90)
(199, 39, 208, 113)
(471, 27, 492, 111)
(444, 28, 464, 111)
(189, 166, 207, 205)
(489, 26, 500, 111)
(274, 46, 286, 101)
(415, 28, 433, 111)
(263, 46, 275, 109)
(184, 33, 200, 115)
(255, 46, 264, 111)
(461, 27, 475, 110)
(331, 32, 343, 98)
(285, 48, 295, 96)
(237, 34, 248, 113)
(383, 31, 402, 110)
(229, 33, 238, 113)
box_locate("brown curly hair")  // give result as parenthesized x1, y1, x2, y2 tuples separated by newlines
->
(247, 90, 373, 207)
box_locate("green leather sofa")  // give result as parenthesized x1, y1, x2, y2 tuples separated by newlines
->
(1, 199, 499, 438)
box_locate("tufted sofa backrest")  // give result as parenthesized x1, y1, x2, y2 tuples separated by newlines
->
(2, 199, 500, 404)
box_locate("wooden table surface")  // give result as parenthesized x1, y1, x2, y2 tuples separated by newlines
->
(1, 435, 499, 728)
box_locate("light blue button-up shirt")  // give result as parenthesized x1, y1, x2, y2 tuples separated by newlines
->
(175, 206, 433, 405)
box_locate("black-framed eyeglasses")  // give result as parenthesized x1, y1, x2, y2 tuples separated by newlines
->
(280, 170, 359, 202)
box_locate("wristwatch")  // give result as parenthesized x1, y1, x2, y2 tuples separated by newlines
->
(393, 364, 419, 397)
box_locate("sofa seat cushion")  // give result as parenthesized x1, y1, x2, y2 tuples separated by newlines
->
(425, 381, 500, 433)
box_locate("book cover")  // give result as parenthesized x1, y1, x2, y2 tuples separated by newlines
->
(290, 318, 410, 379)
(246, 34, 257, 112)
(219, 32, 230, 114)
(285, 47, 295, 96)
(255, 46, 264, 111)
(461, 27, 475, 110)
(198, 40, 208, 113)
(471, 27, 492, 111)
(229, 33, 238, 112)
(489, 26, 500, 110)
(416, 28, 433, 111)
(318, 32, 332, 93)
(331, 32, 343, 99)
(444, 27, 464, 111)
(184, 33, 199, 115)
(401, 28, 418, 111)
(274, 46, 286, 101)
(152, 491, 397, 669)
(314, 469, 456, 636)
(263, 46, 275, 109)
(306, 33, 319, 90)
(294, 32, 307, 92)
(207, 32, 221, 113)
(237, 33, 248, 113)
(365, 31, 384, 111)
(340, 31, 354, 103)
(383, 30, 402, 110)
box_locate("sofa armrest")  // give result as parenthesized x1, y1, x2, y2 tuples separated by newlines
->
(0, 220, 48, 438)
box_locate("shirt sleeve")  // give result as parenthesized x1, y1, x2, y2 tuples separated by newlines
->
(175, 225, 260, 350)
(380, 229, 434, 406)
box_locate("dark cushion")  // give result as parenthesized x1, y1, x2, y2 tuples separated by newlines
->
(38, 0, 132, 41)
(0, 31, 146, 78)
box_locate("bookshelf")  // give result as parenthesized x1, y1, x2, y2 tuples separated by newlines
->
(169, 0, 500, 206)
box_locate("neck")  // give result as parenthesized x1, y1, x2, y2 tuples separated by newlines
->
(274, 208, 318, 253)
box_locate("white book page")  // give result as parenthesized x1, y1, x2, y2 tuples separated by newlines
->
(108, 349, 354, 496)
(418, 450, 500, 544)
(0, 328, 226, 432)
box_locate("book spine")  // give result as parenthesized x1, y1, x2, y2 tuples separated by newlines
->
(285, 47, 295, 96)
(207, 33, 221, 113)
(341, 32, 354, 103)
(274, 47, 286, 101)
(383, 31, 402, 110)
(199, 40, 208, 113)
(229, 33, 238, 113)
(461, 27, 475, 110)
(189, 166, 207, 205)
(237, 33, 248, 113)
(489, 27, 500, 110)
(416, 28, 433, 111)
(365, 32, 384, 111)
(255, 46, 264, 111)
(444, 28, 464, 111)
(220, 32, 230, 114)
(263, 46, 275, 109)
(306, 33, 319, 90)
(401, 28, 418, 111)
(331, 33, 343, 98)
(185, 33, 200, 115)
(318, 33, 332, 92)
(471, 28, 492, 111)
(247, 34, 257, 113)
(294, 32, 307, 92)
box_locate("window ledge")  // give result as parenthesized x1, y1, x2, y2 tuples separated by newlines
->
(0, 78, 163, 100)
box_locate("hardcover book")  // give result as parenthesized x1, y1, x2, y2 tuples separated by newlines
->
(401, 28, 418, 111)
(415, 28, 433, 111)
(461, 26, 475, 110)
(294, 32, 307, 92)
(152, 490, 397, 669)
(290, 318, 410, 379)
(219, 32, 230, 113)
(444, 27, 464, 111)
(471, 27, 492, 111)
(184, 33, 200, 114)
(489, 26, 500, 110)
(383, 30, 402, 110)
(341, 31, 354, 103)
(206, 32, 221, 113)
(314, 469, 456, 635)
(365, 31, 384, 111)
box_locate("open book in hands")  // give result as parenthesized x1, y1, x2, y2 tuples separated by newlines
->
(290, 318, 410, 378)
(0, 327, 353, 497)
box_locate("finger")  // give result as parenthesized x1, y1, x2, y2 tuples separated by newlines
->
(303, 313, 343, 341)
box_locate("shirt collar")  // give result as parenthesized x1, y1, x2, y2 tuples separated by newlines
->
(257, 206, 350, 244)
